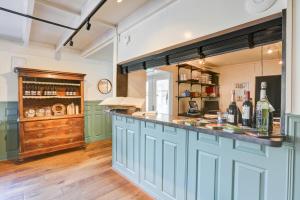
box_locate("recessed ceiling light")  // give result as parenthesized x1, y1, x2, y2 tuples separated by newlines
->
(117, 0, 123, 3)
(279, 60, 283, 65)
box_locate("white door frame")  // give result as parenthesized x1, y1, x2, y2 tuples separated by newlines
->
(147, 70, 173, 115)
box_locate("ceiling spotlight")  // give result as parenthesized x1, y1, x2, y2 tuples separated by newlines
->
(86, 21, 91, 31)
(117, 0, 123, 3)
(267, 48, 273, 54)
(69, 40, 73, 47)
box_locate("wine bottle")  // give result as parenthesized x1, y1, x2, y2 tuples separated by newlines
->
(256, 82, 275, 133)
(227, 90, 238, 125)
(242, 91, 253, 127)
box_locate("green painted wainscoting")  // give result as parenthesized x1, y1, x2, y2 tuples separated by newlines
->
(0, 101, 111, 161)
(84, 101, 112, 143)
(0, 102, 19, 161)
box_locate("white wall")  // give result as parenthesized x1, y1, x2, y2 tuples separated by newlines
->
(0, 40, 113, 102)
(118, 0, 287, 63)
(219, 59, 282, 112)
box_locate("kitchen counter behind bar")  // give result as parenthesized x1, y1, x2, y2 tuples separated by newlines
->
(111, 111, 294, 200)
(110, 111, 284, 147)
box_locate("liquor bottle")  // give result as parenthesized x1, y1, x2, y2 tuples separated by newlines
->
(242, 91, 253, 127)
(65, 87, 69, 96)
(256, 82, 275, 133)
(227, 90, 238, 125)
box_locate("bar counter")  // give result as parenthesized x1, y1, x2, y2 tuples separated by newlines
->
(110, 111, 292, 200)
(110, 111, 284, 147)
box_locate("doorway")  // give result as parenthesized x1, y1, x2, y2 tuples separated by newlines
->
(146, 70, 172, 115)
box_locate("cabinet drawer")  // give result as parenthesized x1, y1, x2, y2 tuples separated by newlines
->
(24, 138, 56, 151)
(24, 129, 57, 141)
(23, 118, 83, 131)
(24, 135, 83, 151)
(56, 126, 83, 137)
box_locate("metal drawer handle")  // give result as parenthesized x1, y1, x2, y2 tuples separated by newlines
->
(37, 124, 43, 128)
(37, 133, 43, 138)
(69, 138, 74, 142)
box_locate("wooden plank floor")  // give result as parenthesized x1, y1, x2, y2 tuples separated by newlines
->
(0, 139, 153, 200)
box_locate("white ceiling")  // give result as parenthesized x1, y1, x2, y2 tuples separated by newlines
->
(0, 0, 152, 60)
(86, 42, 114, 62)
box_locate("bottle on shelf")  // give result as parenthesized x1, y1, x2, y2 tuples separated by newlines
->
(36, 85, 42, 96)
(227, 90, 238, 125)
(241, 90, 253, 127)
(256, 82, 275, 134)
(43, 86, 48, 96)
(24, 84, 31, 96)
(53, 86, 57, 96)
(65, 87, 69, 96)
(30, 85, 37, 96)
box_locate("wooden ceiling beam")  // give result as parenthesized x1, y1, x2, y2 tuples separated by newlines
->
(35, 0, 81, 17)
(22, 0, 35, 46)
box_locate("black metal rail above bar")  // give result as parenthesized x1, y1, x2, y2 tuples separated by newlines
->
(0, 7, 77, 31)
(63, 0, 107, 46)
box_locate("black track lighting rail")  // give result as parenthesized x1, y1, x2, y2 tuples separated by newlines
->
(63, 0, 107, 46)
(0, 7, 77, 30)
(0, 0, 107, 47)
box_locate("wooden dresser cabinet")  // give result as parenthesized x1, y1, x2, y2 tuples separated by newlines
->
(15, 68, 86, 161)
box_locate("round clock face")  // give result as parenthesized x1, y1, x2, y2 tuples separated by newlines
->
(98, 79, 112, 94)
(245, 0, 277, 13)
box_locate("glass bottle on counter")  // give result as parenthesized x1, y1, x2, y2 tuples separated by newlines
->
(227, 90, 238, 125)
(256, 82, 275, 133)
(242, 90, 253, 127)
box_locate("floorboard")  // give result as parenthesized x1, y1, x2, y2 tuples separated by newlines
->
(0, 139, 153, 200)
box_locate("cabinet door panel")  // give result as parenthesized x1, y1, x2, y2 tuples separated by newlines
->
(115, 126, 124, 165)
(196, 151, 219, 200)
(144, 135, 157, 185)
(126, 129, 135, 172)
(162, 140, 177, 198)
(233, 162, 265, 200)
(112, 116, 140, 184)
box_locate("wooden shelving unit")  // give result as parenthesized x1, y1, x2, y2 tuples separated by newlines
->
(15, 67, 86, 161)
(177, 64, 220, 116)
(23, 96, 82, 99)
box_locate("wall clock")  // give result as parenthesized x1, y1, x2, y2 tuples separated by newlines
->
(245, 0, 277, 14)
(98, 79, 112, 94)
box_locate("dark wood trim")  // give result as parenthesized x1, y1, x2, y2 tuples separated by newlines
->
(116, 65, 128, 97)
(14, 67, 86, 80)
